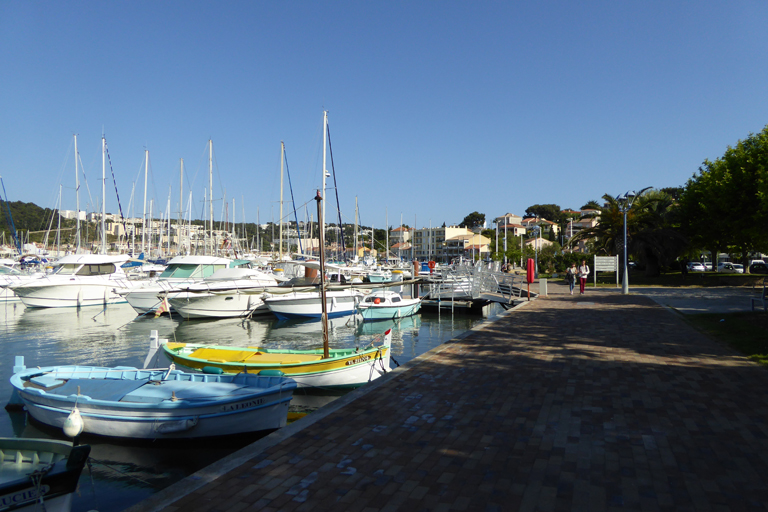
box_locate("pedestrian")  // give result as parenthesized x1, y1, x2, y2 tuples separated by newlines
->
(578, 259, 590, 294)
(566, 263, 577, 295)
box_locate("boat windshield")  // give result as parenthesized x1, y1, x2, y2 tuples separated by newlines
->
(52, 264, 81, 275)
(159, 264, 226, 279)
(0, 266, 20, 275)
(76, 263, 117, 276)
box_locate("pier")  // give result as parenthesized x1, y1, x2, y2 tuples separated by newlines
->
(126, 281, 768, 511)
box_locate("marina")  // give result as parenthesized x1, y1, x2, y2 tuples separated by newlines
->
(0, 300, 496, 512)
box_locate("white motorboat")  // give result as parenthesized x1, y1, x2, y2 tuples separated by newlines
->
(8, 254, 135, 308)
(166, 267, 279, 319)
(0, 258, 30, 303)
(263, 288, 366, 320)
(356, 290, 422, 321)
(119, 255, 233, 315)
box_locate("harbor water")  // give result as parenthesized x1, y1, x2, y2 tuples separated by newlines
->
(0, 301, 498, 512)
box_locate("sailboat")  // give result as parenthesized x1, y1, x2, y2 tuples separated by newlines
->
(157, 150, 393, 390)
(9, 136, 140, 308)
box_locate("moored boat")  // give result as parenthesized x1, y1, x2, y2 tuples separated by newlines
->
(9, 357, 297, 440)
(8, 254, 135, 308)
(356, 290, 422, 321)
(263, 288, 365, 320)
(0, 437, 90, 512)
(159, 329, 392, 390)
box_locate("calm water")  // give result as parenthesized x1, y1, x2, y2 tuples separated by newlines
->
(0, 301, 495, 512)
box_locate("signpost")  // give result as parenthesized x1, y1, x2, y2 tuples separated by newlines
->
(594, 255, 619, 288)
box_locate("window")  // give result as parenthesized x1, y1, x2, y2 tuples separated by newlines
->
(76, 264, 116, 276)
(53, 264, 80, 275)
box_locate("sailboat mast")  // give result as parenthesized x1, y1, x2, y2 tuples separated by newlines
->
(143, 150, 148, 255)
(279, 141, 284, 260)
(57, 184, 61, 256)
(209, 140, 214, 256)
(315, 190, 329, 358)
(179, 158, 183, 256)
(322, 111, 328, 260)
(354, 197, 358, 261)
(101, 135, 106, 254)
(74, 134, 81, 253)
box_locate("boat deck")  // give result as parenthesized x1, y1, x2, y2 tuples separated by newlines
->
(126, 284, 768, 511)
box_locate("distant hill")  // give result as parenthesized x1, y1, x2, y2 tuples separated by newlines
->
(0, 201, 59, 244)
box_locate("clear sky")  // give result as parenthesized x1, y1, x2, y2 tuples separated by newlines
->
(2, 1, 767, 231)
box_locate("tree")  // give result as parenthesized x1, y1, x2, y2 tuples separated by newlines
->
(580, 200, 602, 210)
(524, 204, 562, 223)
(569, 189, 684, 277)
(459, 211, 485, 230)
(678, 125, 768, 270)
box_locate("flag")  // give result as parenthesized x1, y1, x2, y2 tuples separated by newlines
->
(155, 296, 170, 318)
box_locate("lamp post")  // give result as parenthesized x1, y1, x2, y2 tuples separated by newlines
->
(530, 225, 541, 278)
(617, 189, 646, 295)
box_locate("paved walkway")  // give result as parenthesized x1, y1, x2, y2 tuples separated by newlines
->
(128, 288, 768, 512)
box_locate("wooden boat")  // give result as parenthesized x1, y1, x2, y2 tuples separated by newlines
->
(0, 437, 90, 512)
(158, 329, 393, 390)
(9, 357, 297, 440)
(356, 290, 422, 321)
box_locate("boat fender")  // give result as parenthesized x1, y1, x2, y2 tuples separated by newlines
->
(258, 369, 285, 377)
(202, 366, 224, 375)
(155, 417, 198, 434)
(63, 408, 84, 438)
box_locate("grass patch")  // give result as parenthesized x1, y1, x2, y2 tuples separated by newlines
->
(684, 312, 768, 365)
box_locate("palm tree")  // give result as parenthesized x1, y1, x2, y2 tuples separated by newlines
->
(568, 190, 687, 277)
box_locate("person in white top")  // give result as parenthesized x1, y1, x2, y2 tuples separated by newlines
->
(578, 260, 590, 295)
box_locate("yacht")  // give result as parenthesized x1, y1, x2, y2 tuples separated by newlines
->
(9, 254, 134, 308)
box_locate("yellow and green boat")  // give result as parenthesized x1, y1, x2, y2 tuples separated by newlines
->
(159, 329, 392, 390)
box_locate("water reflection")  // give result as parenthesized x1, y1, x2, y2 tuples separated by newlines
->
(0, 302, 492, 512)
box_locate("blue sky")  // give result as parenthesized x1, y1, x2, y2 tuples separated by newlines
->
(2, 1, 767, 231)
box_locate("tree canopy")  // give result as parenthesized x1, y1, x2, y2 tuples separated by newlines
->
(524, 204, 562, 223)
(459, 211, 485, 229)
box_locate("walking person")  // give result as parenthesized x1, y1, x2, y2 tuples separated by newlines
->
(578, 260, 590, 294)
(566, 263, 577, 295)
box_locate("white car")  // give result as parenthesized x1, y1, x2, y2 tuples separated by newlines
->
(717, 262, 744, 273)
(687, 262, 706, 272)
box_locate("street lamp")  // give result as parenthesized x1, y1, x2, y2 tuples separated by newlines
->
(617, 189, 649, 294)
(529, 225, 541, 278)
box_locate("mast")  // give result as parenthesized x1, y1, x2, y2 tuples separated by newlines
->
(322, 111, 328, 260)
(101, 135, 106, 254)
(74, 134, 81, 253)
(166, 188, 171, 256)
(209, 140, 214, 256)
(315, 190, 329, 358)
(232, 197, 236, 254)
(142, 150, 148, 255)
(148, 199, 153, 258)
(354, 197, 358, 262)
(57, 184, 61, 256)
(256, 207, 260, 254)
(179, 158, 183, 256)
(385, 207, 388, 263)
(279, 141, 284, 260)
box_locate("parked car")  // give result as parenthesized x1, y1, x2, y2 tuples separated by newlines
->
(687, 262, 706, 272)
(749, 261, 768, 274)
(718, 262, 744, 273)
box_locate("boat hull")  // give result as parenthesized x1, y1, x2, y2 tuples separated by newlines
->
(11, 282, 130, 308)
(264, 291, 362, 320)
(162, 334, 392, 390)
(168, 292, 269, 319)
(11, 366, 296, 440)
(357, 301, 422, 321)
(0, 438, 90, 512)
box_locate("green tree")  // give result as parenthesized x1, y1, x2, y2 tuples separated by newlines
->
(580, 200, 602, 210)
(678, 126, 768, 270)
(524, 204, 562, 223)
(459, 211, 485, 230)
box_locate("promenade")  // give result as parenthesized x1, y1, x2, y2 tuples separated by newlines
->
(128, 284, 768, 512)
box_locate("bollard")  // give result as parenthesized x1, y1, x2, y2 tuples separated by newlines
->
(540, 278, 547, 296)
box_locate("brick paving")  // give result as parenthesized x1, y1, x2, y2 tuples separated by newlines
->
(128, 290, 768, 511)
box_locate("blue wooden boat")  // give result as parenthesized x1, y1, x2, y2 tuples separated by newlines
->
(9, 357, 297, 440)
(0, 437, 89, 512)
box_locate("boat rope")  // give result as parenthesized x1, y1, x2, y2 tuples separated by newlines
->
(85, 457, 100, 510)
(326, 121, 346, 259)
(282, 148, 303, 254)
(104, 138, 130, 254)
(28, 464, 53, 512)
